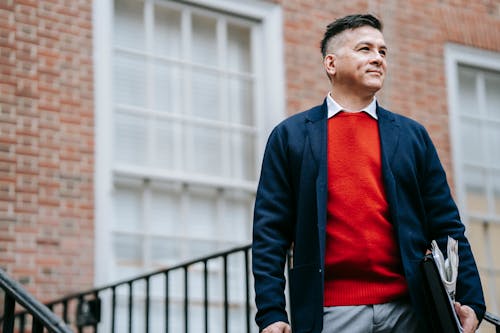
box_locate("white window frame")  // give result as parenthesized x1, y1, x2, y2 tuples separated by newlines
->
(445, 43, 500, 314)
(93, 0, 284, 285)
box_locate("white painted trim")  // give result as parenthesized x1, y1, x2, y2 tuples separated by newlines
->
(445, 44, 465, 219)
(183, 0, 278, 20)
(446, 44, 500, 71)
(92, 0, 115, 285)
(113, 165, 257, 192)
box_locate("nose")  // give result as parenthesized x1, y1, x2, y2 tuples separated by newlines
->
(371, 52, 384, 65)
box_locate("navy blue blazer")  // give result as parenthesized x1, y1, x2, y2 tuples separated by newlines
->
(252, 100, 485, 332)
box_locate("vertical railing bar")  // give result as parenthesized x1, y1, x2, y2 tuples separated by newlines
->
(128, 282, 133, 333)
(93, 291, 99, 333)
(244, 249, 251, 333)
(2, 293, 15, 333)
(204, 260, 208, 333)
(78, 296, 84, 333)
(223, 255, 228, 333)
(32, 317, 43, 333)
(62, 300, 68, 325)
(164, 272, 169, 333)
(19, 312, 26, 333)
(111, 286, 116, 333)
(184, 266, 189, 333)
(145, 277, 150, 333)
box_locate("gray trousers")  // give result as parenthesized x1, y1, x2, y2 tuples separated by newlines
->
(322, 298, 423, 333)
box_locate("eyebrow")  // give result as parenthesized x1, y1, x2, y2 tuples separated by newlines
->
(355, 41, 388, 50)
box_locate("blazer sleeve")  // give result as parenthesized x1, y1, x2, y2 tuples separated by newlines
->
(419, 129, 486, 322)
(252, 125, 295, 329)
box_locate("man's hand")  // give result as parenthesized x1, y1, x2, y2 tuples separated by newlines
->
(454, 302, 479, 333)
(262, 321, 291, 333)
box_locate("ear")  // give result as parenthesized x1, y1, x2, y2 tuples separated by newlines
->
(323, 53, 336, 77)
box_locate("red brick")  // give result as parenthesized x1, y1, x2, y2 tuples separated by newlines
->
(2, 0, 499, 309)
(2, 0, 94, 302)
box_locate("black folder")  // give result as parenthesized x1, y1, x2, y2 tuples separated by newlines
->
(421, 253, 462, 333)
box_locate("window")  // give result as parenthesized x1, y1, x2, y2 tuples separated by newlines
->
(94, 0, 283, 331)
(110, 0, 263, 278)
(446, 44, 500, 316)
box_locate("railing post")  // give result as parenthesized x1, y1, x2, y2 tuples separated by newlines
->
(32, 317, 43, 333)
(111, 286, 116, 333)
(203, 260, 208, 333)
(62, 299, 68, 325)
(245, 248, 251, 333)
(93, 291, 100, 333)
(19, 312, 25, 333)
(164, 272, 169, 333)
(128, 282, 133, 333)
(184, 266, 189, 333)
(77, 296, 83, 333)
(223, 255, 228, 333)
(145, 277, 150, 333)
(2, 293, 15, 333)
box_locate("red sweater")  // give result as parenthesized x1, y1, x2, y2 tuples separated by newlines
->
(324, 111, 408, 306)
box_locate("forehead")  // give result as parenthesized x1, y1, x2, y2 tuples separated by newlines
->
(338, 26, 386, 46)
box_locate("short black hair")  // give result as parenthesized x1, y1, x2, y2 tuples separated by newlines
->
(320, 14, 383, 57)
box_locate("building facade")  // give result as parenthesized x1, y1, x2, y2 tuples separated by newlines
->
(1, 0, 500, 331)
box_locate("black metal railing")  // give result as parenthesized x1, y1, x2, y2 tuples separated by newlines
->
(0, 268, 72, 333)
(10, 244, 254, 333)
(485, 311, 500, 333)
(3, 242, 500, 333)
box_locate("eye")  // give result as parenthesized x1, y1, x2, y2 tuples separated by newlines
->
(379, 49, 387, 57)
(359, 47, 370, 52)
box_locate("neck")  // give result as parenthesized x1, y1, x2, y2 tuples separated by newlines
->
(330, 87, 376, 111)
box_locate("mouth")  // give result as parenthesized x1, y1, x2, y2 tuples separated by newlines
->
(367, 70, 383, 76)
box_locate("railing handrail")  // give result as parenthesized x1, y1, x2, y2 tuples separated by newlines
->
(0, 268, 73, 333)
(44, 243, 252, 306)
(485, 311, 500, 329)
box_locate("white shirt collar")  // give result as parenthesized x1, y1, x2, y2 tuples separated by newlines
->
(326, 93, 378, 120)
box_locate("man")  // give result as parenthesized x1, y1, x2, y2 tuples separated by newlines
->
(252, 14, 485, 333)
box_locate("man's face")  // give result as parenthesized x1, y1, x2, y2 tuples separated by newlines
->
(324, 26, 387, 94)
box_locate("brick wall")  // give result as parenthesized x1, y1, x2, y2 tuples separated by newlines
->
(1, 0, 499, 308)
(0, 0, 94, 301)
(276, 0, 500, 185)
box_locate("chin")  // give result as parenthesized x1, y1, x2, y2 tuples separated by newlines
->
(365, 79, 384, 90)
(364, 83, 383, 92)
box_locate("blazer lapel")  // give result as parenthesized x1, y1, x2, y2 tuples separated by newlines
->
(305, 101, 328, 268)
(377, 105, 401, 230)
(377, 105, 400, 165)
